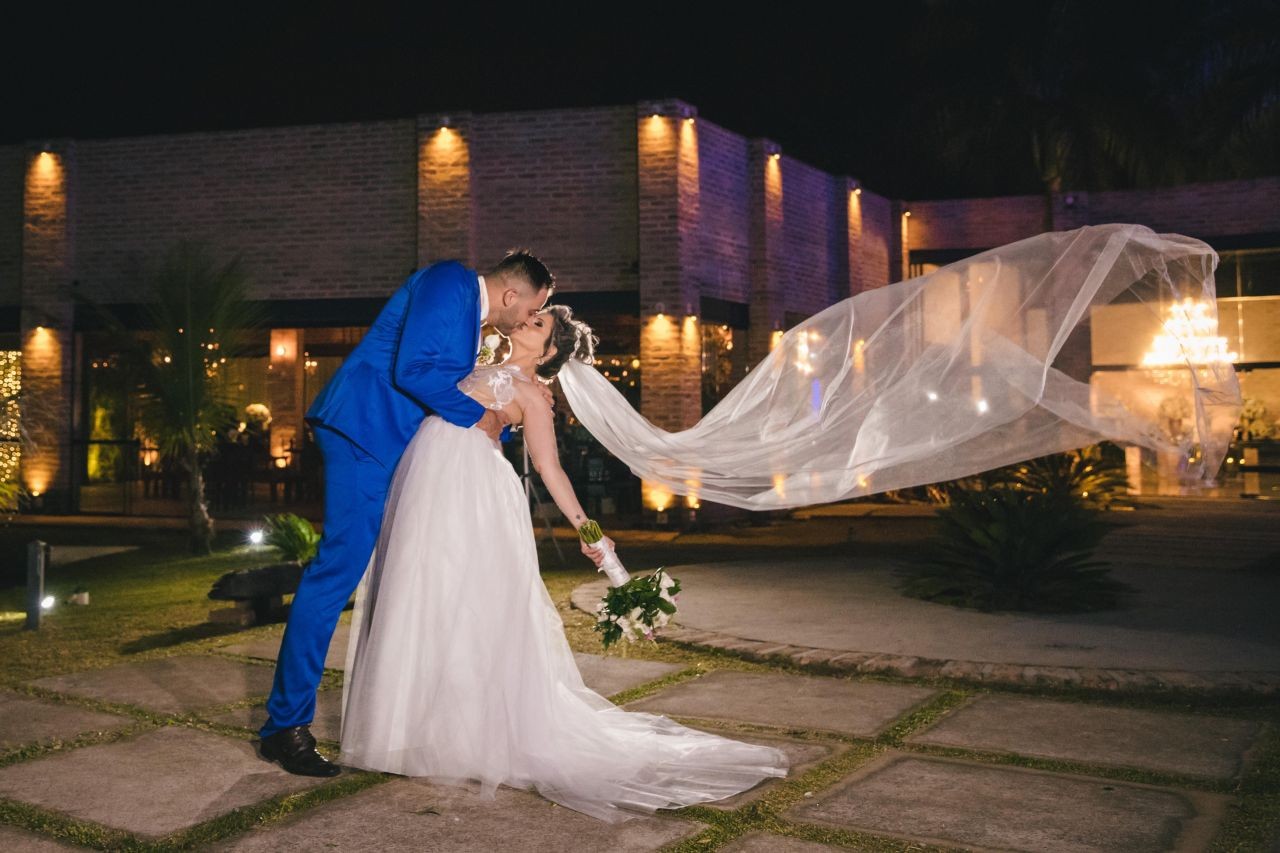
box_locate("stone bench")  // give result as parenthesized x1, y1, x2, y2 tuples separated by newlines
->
(208, 562, 305, 626)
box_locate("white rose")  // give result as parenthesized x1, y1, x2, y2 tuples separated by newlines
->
(659, 575, 675, 590)
(628, 607, 644, 623)
(615, 617, 630, 634)
(483, 334, 501, 350)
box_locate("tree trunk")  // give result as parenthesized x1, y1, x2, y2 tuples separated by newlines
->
(187, 447, 214, 554)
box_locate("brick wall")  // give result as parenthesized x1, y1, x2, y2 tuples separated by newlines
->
(910, 176, 1280, 251)
(852, 189, 893, 292)
(909, 194, 1045, 250)
(471, 106, 637, 291)
(71, 119, 418, 303)
(1056, 177, 1280, 238)
(692, 119, 752, 304)
(780, 157, 846, 315)
(0, 146, 22, 306)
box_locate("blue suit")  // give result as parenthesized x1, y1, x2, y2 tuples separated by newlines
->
(260, 260, 509, 739)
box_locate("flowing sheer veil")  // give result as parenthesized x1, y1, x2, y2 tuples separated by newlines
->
(557, 224, 1242, 511)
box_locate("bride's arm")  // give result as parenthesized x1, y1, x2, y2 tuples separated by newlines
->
(519, 389, 615, 564)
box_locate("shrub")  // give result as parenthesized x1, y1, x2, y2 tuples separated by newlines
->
(900, 488, 1134, 612)
(262, 513, 320, 564)
(995, 442, 1131, 510)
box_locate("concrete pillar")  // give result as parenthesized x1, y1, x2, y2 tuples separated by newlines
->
(636, 99, 702, 513)
(20, 140, 75, 512)
(417, 111, 474, 268)
(747, 138, 786, 367)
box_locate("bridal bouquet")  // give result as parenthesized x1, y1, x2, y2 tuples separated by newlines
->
(578, 520, 681, 649)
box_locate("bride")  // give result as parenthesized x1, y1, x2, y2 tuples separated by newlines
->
(338, 304, 790, 823)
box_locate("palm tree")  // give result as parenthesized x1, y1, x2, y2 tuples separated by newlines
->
(906, 0, 1279, 229)
(80, 241, 265, 553)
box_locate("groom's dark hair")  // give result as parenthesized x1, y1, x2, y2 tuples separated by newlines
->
(489, 248, 555, 294)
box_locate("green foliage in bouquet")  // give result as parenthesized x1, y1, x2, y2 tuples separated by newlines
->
(594, 567, 681, 649)
(263, 513, 321, 564)
(900, 488, 1134, 612)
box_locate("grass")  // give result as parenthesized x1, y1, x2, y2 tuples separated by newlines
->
(0, 514, 1275, 851)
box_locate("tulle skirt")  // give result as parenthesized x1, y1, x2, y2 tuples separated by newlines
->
(338, 414, 790, 823)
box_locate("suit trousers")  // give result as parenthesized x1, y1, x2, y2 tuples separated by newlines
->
(259, 424, 392, 739)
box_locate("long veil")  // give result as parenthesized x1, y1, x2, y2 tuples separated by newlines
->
(557, 224, 1243, 511)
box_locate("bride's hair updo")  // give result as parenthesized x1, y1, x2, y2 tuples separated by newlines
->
(536, 304, 598, 382)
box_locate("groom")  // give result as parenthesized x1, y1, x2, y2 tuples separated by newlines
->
(259, 249, 598, 776)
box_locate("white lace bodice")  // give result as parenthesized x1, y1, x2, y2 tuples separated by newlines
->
(456, 362, 533, 411)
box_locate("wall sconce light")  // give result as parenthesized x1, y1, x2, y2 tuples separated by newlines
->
(770, 152, 781, 161)
(850, 178, 862, 196)
(652, 302, 666, 315)
(439, 115, 452, 130)
(685, 302, 696, 317)
(903, 209, 912, 218)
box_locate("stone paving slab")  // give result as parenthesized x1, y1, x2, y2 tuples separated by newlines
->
(218, 622, 349, 671)
(690, 731, 844, 811)
(0, 690, 134, 750)
(209, 774, 702, 852)
(622, 670, 937, 737)
(216, 625, 681, 696)
(906, 693, 1263, 780)
(0, 824, 85, 851)
(785, 751, 1228, 853)
(0, 726, 327, 839)
(207, 688, 345, 743)
(27, 655, 277, 715)
(721, 832, 851, 852)
(572, 653, 685, 696)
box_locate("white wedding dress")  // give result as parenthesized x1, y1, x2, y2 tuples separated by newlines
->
(338, 361, 790, 823)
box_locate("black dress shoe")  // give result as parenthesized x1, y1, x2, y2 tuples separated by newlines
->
(259, 725, 341, 777)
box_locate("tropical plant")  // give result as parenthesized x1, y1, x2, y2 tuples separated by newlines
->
(994, 443, 1132, 511)
(901, 487, 1134, 612)
(906, 0, 1279, 229)
(76, 241, 265, 553)
(262, 513, 321, 564)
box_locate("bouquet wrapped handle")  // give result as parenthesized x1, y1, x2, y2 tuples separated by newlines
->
(589, 539, 631, 587)
(578, 519, 631, 587)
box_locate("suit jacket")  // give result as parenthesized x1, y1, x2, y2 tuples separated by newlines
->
(306, 260, 511, 469)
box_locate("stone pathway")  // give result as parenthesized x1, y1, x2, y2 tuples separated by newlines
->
(0, 628, 1266, 851)
(569, 497, 1280, 696)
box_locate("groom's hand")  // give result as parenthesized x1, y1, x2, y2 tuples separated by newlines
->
(477, 409, 511, 442)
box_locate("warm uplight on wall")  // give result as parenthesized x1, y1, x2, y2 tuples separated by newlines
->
(643, 482, 673, 512)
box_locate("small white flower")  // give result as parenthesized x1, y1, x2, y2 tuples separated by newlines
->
(659, 575, 675, 590)
(483, 333, 501, 350)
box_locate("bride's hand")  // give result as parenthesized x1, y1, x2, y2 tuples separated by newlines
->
(580, 534, 616, 567)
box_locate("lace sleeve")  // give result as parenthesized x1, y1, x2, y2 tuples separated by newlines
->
(457, 366, 516, 411)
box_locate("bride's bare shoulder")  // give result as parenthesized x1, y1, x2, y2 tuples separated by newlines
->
(513, 378, 552, 420)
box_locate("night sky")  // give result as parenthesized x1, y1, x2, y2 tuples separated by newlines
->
(5, 3, 1277, 199)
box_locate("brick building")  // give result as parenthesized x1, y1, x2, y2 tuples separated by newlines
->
(2, 98, 1277, 516)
